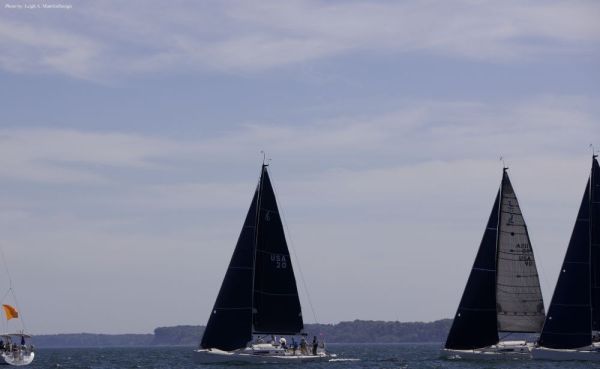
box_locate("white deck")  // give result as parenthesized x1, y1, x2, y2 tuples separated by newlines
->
(2, 350, 35, 366)
(532, 346, 600, 361)
(443, 340, 533, 360)
(193, 343, 334, 364)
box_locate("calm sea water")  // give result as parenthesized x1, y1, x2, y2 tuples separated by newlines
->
(28, 344, 600, 369)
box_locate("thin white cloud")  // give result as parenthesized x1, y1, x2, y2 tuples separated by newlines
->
(0, 95, 595, 184)
(0, 129, 184, 183)
(0, 19, 102, 79)
(1, 0, 598, 79)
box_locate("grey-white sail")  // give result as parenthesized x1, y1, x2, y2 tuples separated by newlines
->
(496, 171, 545, 332)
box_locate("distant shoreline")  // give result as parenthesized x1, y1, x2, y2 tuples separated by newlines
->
(31, 319, 454, 348)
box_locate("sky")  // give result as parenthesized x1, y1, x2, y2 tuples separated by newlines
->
(0, 0, 599, 335)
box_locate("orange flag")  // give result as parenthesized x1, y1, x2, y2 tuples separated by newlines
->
(2, 304, 18, 320)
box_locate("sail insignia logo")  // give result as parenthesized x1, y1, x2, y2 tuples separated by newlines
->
(270, 254, 287, 269)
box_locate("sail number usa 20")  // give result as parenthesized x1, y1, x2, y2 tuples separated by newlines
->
(271, 254, 287, 269)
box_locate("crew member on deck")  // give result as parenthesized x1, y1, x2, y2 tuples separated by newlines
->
(312, 336, 318, 355)
(300, 337, 308, 355)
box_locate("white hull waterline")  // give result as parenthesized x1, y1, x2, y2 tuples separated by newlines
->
(2, 350, 35, 366)
(532, 346, 600, 361)
(443, 340, 533, 360)
(193, 344, 334, 364)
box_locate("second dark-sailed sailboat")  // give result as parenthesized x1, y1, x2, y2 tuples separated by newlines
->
(193, 161, 334, 363)
(443, 167, 545, 359)
(532, 155, 600, 360)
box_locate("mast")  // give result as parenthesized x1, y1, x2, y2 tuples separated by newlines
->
(250, 162, 267, 334)
(494, 168, 505, 313)
(590, 156, 600, 330)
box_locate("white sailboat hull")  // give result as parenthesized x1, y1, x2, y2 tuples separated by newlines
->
(2, 350, 35, 366)
(532, 346, 600, 361)
(193, 346, 333, 364)
(443, 340, 533, 360)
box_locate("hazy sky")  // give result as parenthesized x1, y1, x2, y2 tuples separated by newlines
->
(0, 0, 599, 334)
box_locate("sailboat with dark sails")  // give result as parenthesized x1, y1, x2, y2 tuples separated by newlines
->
(532, 155, 600, 360)
(193, 161, 333, 364)
(443, 167, 545, 359)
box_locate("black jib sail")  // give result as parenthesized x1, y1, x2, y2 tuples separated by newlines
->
(539, 157, 599, 349)
(445, 169, 545, 350)
(445, 191, 500, 349)
(201, 164, 304, 351)
(201, 190, 258, 351)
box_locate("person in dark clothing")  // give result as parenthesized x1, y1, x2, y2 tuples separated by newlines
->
(312, 336, 318, 355)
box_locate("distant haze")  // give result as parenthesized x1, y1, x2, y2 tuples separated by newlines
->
(0, 1, 599, 334)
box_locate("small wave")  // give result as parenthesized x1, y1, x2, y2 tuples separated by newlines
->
(376, 357, 404, 363)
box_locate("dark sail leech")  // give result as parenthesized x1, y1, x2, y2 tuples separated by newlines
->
(201, 190, 258, 351)
(253, 167, 304, 335)
(445, 191, 500, 350)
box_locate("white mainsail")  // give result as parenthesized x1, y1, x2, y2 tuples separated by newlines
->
(496, 174, 545, 332)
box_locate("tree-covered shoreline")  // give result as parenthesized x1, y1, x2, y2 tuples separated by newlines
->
(33, 319, 453, 348)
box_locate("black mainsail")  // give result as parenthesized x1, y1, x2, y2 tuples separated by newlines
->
(201, 164, 304, 351)
(539, 156, 599, 349)
(253, 168, 303, 334)
(445, 169, 545, 350)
